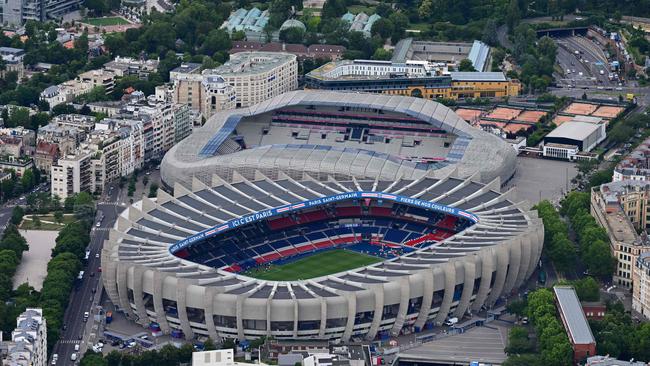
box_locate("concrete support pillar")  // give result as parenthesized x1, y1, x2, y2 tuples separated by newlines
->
(341, 292, 356, 342)
(116, 263, 136, 319)
(515, 237, 532, 289)
(434, 262, 456, 325)
(454, 260, 476, 318)
(204, 287, 219, 340)
(414, 268, 434, 330)
(503, 239, 522, 295)
(366, 284, 384, 341)
(152, 271, 171, 334)
(391, 277, 410, 335)
(472, 250, 494, 311)
(318, 298, 327, 338)
(176, 279, 195, 340)
(486, 247, 509, 306)
(132, 266, 149, 326)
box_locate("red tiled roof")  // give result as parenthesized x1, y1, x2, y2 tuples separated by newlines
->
(36, 141, 59, 157)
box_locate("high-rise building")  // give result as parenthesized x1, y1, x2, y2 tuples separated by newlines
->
(1, 0, 80, 27)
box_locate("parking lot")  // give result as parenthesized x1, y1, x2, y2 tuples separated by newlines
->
(397, 325, 510, 365)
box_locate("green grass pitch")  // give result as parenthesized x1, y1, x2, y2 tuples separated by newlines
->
(243, 249, 382, 281)
(82, 17, 130, 26)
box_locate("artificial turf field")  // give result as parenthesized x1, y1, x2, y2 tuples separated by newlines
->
(243, 249, 382, 281)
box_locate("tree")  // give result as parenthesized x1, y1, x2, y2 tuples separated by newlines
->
(10, 206, 24, 225)
(148, 183, 159, 198)
(506, 326, 534, 354)
(370, 18, 394, 41)
(372, 48, 392, 60)
(54, 211, 64, 224)
(458, 58, 476, 71)
(279, 27, 305, 44)
(506, 0, 521, 33)
(80, 351, 108, 366)
(481, 19, 498, 46)
(321, 0, 347, 19)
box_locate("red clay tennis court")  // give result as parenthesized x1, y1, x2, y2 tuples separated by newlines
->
(504, 123, 533, 134)
(455, 109, 483, 122)
(516, 110, 546, 123)
(563, 102, 598, 116)
(591, 106, 624, 118)
(479, 120, 507, 129)
(486, 107, 522, 120)
(552, 115, 574, 126)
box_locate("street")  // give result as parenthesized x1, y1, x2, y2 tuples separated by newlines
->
(51, 183, 124, 365)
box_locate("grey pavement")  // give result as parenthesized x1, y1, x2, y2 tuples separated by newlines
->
(505, 156, 578, 205)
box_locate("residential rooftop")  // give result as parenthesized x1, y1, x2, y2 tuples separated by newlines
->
(210, 52, 296, 76)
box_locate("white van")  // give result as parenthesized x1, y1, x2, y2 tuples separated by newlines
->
(444, 317, 459, 326)
(74, 344, 80, 351)
(70, 353, 77, 361)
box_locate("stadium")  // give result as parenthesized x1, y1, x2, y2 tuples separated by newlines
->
(102, 91, 543, 342)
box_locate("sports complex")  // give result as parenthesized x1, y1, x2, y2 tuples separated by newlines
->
(102, 91, 543, 341)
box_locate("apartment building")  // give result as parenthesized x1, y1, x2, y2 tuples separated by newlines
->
(633, 252, 650, 319)
(40, 80, 93, 108)
(0, 47, 25, 80)
(201, 75, 236, 119)
(614, 136, 650, 182)
(76, 69, 116, 94)
(51, 151, 93, 199)
(1, 308, 47, 366)
(213, 52, 298, 108)
(169, 64, 236, 118)
(50, 118, 146, 198)
(33, 141, 59, 175)
(52, 114, 96, 132)
(591, 181, 650, 288)
(103, 56, 159, 79)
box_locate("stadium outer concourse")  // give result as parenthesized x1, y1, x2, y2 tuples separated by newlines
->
(102, 174, 543, 342)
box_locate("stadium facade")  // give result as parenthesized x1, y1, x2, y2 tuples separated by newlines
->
(103, 91, 543, 342)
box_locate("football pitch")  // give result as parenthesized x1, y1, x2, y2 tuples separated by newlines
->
(243, 249, 382, 281)
(82, 17, 130, 26)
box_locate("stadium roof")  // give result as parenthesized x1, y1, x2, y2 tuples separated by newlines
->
(554, 286, 596, 345)
(545, 120, 603, 142)
(161, 91, 516, 189)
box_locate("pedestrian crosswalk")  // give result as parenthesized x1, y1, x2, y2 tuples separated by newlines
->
(58, 340, 81, 344)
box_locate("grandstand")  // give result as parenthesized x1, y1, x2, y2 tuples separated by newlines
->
(103, 171, 542, 342)
(161, 91, 517, 190)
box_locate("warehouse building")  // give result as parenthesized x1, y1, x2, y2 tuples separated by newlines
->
(542, 116, 606, 160)
(554, 286, 597, 364)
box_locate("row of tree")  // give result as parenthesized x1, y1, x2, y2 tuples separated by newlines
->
(504, 289, 573, 366)
(0, 224, 30, 333)
(0, 168, 41, 203)
(560, 191, 616, 279)
(533, 200, 577, 274)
